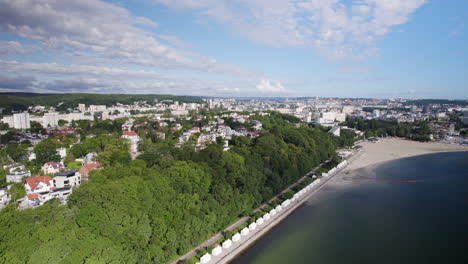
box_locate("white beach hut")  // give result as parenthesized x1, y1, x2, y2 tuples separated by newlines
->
(200, 253, 211, 264)
(241, 227, 250, 236)
(264, 212, 271, 220)
(291, 195, 296, 202)
(249, 222, 257, 231)
(222, 239, 232, 249)
(232, 233, 241, 242)
(281, 199, 291, 207)
(212, 245, 222, 256)
(256, 217, 264, 226)
(276, 205, 282, 212)
(270, 208, 277, 216)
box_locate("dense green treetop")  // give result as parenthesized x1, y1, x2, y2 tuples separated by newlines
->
(0, 114, 338, 263)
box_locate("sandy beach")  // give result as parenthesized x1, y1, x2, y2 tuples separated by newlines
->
(307, 138, 468, 200)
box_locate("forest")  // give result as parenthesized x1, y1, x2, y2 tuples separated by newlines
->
(0, 93, 203, 114)
(0, 114, 338, 263)
(344, 118, 432, 141)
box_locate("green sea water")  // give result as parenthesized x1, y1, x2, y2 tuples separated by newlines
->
(230, 152, 468, 264)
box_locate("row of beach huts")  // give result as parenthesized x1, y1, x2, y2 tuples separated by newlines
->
(196, 159, 348, 264)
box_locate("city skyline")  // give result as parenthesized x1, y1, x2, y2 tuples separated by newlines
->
(0, 0, 467, 99)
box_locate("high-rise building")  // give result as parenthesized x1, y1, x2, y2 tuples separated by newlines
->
(78, 104, 86, 112)
(43, 112, 59, 127)
(13, 112, 30, 129)
(89, 105, 106, 112)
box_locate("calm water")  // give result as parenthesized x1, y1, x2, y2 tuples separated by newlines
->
(231, 152, 468, 264)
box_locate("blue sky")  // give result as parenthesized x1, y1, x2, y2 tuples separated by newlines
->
(0, 0, 466, 99)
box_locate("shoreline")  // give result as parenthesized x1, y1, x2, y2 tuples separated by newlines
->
(215, 139, 468, 264)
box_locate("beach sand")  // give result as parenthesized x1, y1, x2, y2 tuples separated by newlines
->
(308, 138, 468, 200)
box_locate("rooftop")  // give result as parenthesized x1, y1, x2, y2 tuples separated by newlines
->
(55, 170, 78, 177)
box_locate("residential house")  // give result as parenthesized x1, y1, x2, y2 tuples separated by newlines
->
(83, 152, 97, 166)
(6, 169, 31, 183)
(0, 187, 11, 209)
(122, 131, 140, 155)
(53, 170, 81, 188)
(26, 187, 72, 207)
(24, 176, 53, 194)
(79, 162, 102, 182)
(3, 163, 25, 173)
(41, 161, 65, 175)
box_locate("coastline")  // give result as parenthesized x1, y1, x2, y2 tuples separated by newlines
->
(218, 139, 468, 264)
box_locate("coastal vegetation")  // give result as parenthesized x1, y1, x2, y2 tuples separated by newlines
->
(344, 118, 432, 142)
(0, 114, 337, 263)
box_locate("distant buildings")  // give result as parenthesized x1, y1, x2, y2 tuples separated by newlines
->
(43, 112, 59, 127)
(1, 112, 30, 129)
(78, 103, 86, 112)
(89, 105, 107, 112)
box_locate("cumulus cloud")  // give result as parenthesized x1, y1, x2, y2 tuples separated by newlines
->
(256, 79, 287, 94)
(153, 0, 427, 60)
(0, 60, 257, 95)
(0, 41, 38, 55)
(0, 0, 255, 76)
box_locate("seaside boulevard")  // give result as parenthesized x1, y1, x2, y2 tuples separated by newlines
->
(192, 138, 468, 264)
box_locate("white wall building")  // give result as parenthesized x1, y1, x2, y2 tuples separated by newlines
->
(43, 112, 59, 127)
(89, 105, 107, 112)
(53, 170, 81, 188)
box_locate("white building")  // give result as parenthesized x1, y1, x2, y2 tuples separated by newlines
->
(26, 187, 72, 207)
(56, 147, 67, 159)
(122, 131, 140, 156)
(24, 176, 54, 194)
(42, 162, 65, 175)
(89, 105, 107, 112)
(43, 112, 59, 127)
(1, 112, 31, 129)
(3, 163, 25, 173)
(0, 188, 11, 209)
(78, 104, 86, 112)
(53, 170, 81, 188)
(14, 112, 31, 129)
(6, 169, 31, 183)
(329, 126, 341, 137)
(335, 113, 346, 122)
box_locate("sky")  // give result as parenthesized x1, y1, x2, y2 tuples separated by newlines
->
(0, 0, 467, 99)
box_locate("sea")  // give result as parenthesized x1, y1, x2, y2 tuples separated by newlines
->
(230, 152, 468, 264)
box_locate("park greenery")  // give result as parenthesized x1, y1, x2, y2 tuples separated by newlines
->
(344, 117, 432, 141)
(0, 113, 338, 263)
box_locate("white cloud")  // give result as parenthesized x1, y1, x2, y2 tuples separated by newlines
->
(256, 79, 287, 93)
(0, 41, 38, 55)
(0, 0, 256, 77)
(153, 0, 427, 60)
(0, 60, 261, 96)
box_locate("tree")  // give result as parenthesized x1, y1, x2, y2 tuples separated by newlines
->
(34, 138, 61, 165)
(58, 119, 68, 126)
(5, 143, 28, 162)
(9, 182, 26, 201)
